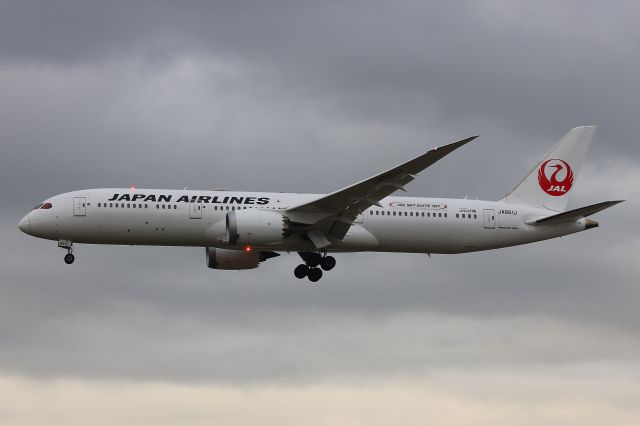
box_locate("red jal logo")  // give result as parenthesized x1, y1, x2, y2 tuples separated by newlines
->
(538, 159, 573, 196)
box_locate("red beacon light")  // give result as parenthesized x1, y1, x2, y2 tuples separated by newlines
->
(244, 245, 252, 253)
(130, 186, 136, 191)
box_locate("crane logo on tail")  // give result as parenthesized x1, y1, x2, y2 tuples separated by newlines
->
(538, 159, 574, 196)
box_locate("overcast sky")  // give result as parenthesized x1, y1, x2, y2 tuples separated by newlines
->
(1, 1, 639, 425)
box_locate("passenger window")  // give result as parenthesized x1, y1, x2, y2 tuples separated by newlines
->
(127, 204, 130, 208)
(162, 205, 165, 209)
(444, 213, 448, 218)
(98, 203, 101, 207)
(121, 203, 124, 208)
(156, 205, 159, 209)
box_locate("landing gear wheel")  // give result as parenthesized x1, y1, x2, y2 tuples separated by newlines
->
(306, 253, 322, 267)
(294, 264, 309, 279)
(320, 256, 336, 271)
(64, 253, 75, 264)
(307, 267, 323, 282)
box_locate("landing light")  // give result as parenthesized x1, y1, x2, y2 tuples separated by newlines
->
(244, 245, 252, 253)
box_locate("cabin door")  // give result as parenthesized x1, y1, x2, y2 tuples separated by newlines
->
(73, 197, 86, 216)
(189, 202, 202, 219)
(483, 209, 496, 229)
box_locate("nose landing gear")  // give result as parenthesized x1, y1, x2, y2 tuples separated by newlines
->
(294, 252, 336, 282)
(59, 240, 75, 265)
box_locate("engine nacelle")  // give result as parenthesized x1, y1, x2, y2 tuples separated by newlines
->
(206, 247, 260, 270)
(226, 209, 285, 246)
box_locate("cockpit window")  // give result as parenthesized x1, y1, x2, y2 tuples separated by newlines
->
(32, 203, 44, 210)
(40, 202, 52, 209)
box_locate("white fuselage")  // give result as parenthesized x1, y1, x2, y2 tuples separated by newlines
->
(19, 188, 587, 254)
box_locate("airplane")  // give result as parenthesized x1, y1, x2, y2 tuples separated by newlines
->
(18, 126, 622, 282)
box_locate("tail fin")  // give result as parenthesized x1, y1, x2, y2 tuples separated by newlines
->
(502, 126, 596, 212)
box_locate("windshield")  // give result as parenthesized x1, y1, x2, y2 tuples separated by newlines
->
(32, 202, 52, 210)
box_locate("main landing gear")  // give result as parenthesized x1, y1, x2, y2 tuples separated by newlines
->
(294, 252, 336, 282)
(59, 240, 75, 265)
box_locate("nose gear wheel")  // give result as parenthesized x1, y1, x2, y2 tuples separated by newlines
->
(59, 241, 75, 265)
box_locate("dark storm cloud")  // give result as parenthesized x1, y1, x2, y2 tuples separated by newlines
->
(0, 0, 638, 383)
(1, 1, 639, 153)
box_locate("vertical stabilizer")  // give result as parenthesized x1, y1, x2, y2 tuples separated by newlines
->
(502, 126, 596, 212)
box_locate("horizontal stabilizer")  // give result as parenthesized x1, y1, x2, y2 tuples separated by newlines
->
(527, 200, 624, 225)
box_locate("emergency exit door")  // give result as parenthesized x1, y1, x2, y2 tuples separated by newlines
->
(73, 197, 86, 216)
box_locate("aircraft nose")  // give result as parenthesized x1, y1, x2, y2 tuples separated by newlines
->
(18, 213, 31, 234)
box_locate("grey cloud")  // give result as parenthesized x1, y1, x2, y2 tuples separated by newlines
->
(0, 0, 638, 385)
(1, 1, 638, 154)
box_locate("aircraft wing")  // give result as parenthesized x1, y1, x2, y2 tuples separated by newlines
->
(285, 135, 478, 244)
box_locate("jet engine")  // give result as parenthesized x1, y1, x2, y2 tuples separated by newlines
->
(206, 247, 280, 270)
(206, 247, 260, 269)
(226, 209, 285, 246)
